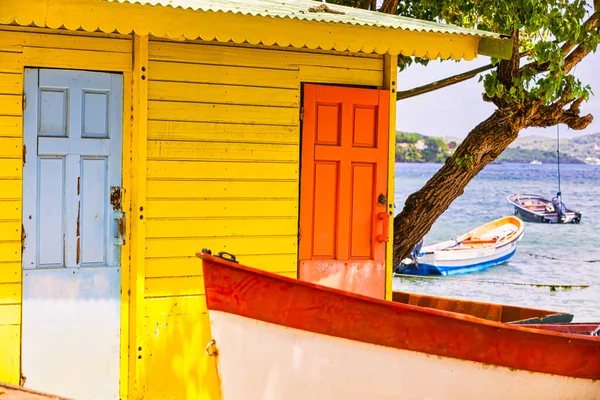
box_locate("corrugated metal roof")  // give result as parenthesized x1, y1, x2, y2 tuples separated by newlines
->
(109, 0, 501, 39)
(1, 0, 511, 59)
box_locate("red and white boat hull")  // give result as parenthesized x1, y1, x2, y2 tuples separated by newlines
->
(210, 311, 599, 400)
(199, 252, 600, 400)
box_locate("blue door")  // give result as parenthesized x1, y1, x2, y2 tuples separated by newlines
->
(21, 68, 124, 399)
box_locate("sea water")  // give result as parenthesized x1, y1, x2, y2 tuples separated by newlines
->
(392, 162, 600, 322)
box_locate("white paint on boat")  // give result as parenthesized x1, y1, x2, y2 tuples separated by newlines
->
(419, 239, 518, 267)
(407, 216, 525, 274)
(209, 310, 600, 400)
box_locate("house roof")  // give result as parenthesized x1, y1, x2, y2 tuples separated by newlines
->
(0, 0, 512, 60)
(114, 0, 500, 38)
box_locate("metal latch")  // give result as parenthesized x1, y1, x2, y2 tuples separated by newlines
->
(114, 211, 126, 245)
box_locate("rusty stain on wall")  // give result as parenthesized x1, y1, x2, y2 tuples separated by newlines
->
(76, 238, 80, 265)
(21, 224, 26, 254)
(76, 201, 80, 265)
(76, 202, 80, 237)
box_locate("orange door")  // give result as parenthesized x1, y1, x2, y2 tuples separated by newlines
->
(299, 84, 390, 299)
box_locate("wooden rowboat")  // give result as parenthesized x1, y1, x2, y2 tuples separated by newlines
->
(392, 290, 574, 325)
(521, 323, 600, 337)
(198, 250, 600, 400)
(507, 193, 582, 224)
(397, 216, 525, 276)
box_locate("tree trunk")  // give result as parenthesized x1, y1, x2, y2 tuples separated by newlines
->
(392, 107, 527, 266)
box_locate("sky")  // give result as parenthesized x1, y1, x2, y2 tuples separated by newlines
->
(395, 25, 600, 141)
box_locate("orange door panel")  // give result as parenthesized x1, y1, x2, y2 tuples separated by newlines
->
(299, 84, 390, 299)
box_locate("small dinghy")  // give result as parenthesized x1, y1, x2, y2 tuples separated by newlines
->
(396, 216, 524, 276)
(392, 290, 574, 325)
(507, 193, 582, 224)
(520, 323, 600, 337)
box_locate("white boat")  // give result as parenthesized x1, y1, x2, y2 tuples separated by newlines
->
(197, 251, 600, 400)
(396, 216, 524, 276)
(530, 159, 542, 165)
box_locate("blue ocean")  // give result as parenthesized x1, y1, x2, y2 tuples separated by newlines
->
(392, 163, 600, 322)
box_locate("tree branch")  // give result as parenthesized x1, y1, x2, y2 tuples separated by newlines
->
(361, 0, 376, 10)
(497, 30, 520, 86)
(563, 41, 599, 75)
(520, 12, 599, 76)
(528, 95, 593, 130)
(396, 50, 534, 101)
(378, 0, 398, 14)
(396, 63, 495, 101)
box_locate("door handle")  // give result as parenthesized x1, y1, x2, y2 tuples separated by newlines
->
(114, 211, 126, 245)
(377, 212, 389, 242)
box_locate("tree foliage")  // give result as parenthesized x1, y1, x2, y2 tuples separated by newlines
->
(330, 0, 600, 263)
(395, 133, 450, 162)
(395, 132, 422, 143)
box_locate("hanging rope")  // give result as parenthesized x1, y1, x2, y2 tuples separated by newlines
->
(557, 124, 562, 198)
(392, 273, 590, 290)
(528, 253, 599, 263)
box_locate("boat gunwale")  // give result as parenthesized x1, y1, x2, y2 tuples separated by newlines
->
(198, 251, 600, 381)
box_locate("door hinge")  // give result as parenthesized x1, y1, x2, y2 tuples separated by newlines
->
(22, 144, 26, 166)
(22, 94, 26, 110)
(300, 106, 304, 121)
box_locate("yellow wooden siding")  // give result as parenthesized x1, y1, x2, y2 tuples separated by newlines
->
(0, 263, 20, 285)
(147, 120, 297, 144)
(0, 43, 23, 386)
(144, 39, 383, 399)
(130, 34, 149, 396)
(149, 40, 384, 77)
(0, 27, 133, 388)
(145, 40, 383, 276)
(146, 254, 296, 278)
(0, 52, 22, 73)
(0, 324, 20, 382)
(143, 297, 219, 400)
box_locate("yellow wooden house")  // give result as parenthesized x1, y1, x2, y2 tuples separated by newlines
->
(0, 0, 510, 398)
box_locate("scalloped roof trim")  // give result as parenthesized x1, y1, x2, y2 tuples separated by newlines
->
(108, 0, 501, 39)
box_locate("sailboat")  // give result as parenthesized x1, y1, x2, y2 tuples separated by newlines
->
(508, 125, 582, 224)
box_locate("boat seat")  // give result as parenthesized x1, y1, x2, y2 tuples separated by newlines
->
(525, 205, 546, 212)
(463, 237, 498, 245)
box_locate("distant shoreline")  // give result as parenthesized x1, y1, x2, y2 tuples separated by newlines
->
(395, 161, 595, 165)
(395, 131, 600, 165)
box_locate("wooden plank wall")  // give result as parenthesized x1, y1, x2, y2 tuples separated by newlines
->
(0, 32, 25, 386)
(0, 27, 132, 386)
(143, 39, 383, 398)
(0, 27, 384, 398)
